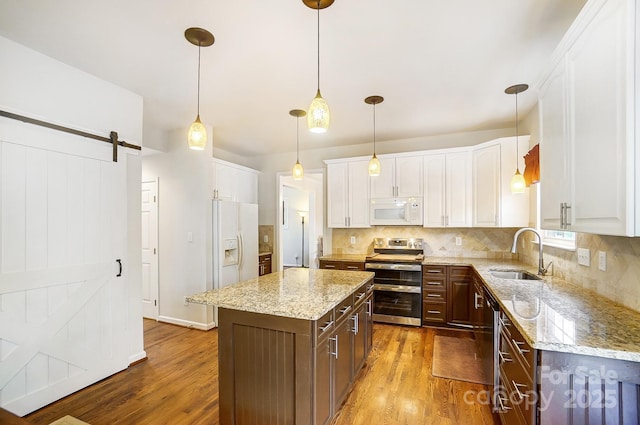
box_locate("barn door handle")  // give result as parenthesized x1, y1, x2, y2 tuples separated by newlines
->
(116, 259, 122, 277)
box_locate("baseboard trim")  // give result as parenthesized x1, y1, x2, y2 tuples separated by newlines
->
(157, 315, 216, 331)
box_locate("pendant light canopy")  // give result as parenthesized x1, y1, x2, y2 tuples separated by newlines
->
(365, 95, 384, 177)
(290, 109, 307, 180)
(185, 27, 214, 150)
(303, 0, 334, 133)
(505, 83, 528, 194)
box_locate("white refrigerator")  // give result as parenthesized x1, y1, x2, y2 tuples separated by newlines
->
(213, 200, 259, 291)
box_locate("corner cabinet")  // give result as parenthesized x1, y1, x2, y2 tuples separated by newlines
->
(370, 155, 423, 198)
(423, 151, 471, 228)
(538, 0, 637, 236)
(472, 137, 530, 227)
(326, 160, 370, 228)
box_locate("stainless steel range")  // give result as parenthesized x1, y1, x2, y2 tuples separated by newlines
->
(365, 238, 424, 326)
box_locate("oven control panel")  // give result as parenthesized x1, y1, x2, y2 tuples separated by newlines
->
(373, 237, 423, 250)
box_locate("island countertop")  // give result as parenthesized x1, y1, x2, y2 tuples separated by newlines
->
(186, 267, 374, 321)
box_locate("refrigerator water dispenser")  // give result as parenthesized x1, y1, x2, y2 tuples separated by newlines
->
(223, 238, 238, 266)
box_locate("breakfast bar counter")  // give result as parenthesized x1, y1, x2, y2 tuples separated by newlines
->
(187, 268, 374, 425)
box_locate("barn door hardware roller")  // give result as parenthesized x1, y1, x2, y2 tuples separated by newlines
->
(0, 109, 142, 162)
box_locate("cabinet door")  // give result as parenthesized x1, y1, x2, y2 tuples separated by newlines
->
(365, 294, 373, 356)
(213, 161, 236, 201)
(569, 0, 631, 236)
(235, 167, 258, 204)
(332, 318, 353, 411)
(472, 144, 500, 227)
(539, 59, 570, 230)
(327, 163, 349, 228)
(314, 338, 332, 425)
(447, 266, 472, 325)
(446, 152, 471, 227)
(396, 156, 423, 197)
(423, 154, 446, 227)
(369, 157, 395, 198)
(347, 160, 370, 228)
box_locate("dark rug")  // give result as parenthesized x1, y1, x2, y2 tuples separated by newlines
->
(432, 335, 491, 385)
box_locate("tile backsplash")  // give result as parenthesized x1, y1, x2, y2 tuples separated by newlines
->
(519, 232, 640, 314)
(331, 227, 519, 259)
(259, 225, 274, 253)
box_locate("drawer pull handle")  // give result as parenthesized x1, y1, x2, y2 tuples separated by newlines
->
(498, 351, 512, 364)
(426, 282, 441, 286)
(357, 292, 367, 300)
(512, 339, 530, 354)
(497, 396, 512, 412)
(339, 305, 352, 315)
(427, 310, 441, 314)
(426, 293, 442, 298)
(319, 320, 334, 332)
(346, 266, 359, 269)
(512, 381, 530, 400)
(324, 265, 336, 268)
(426, 270, 441, 274)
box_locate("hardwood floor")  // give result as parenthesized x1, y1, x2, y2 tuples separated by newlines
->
(22, 320, 497, 425)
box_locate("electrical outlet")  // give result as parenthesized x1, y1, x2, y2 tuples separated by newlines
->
(263, 235, 268, 243)
(183, 296, 189, 306)
(577, 248, 591, 267)
(350, 236, 356, 244)
(455, 237, 462, 246)
(598, 251, 607, 271)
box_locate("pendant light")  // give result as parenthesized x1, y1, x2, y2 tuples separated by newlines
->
(185, 27, 214, 150)
(505, 84, 528, 194)
(290, 109, 306, 180)
(365, 95, 383, 176)
(303, 0, 334, 133)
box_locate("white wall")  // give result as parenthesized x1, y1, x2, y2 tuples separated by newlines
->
(141, 127, 215, 329)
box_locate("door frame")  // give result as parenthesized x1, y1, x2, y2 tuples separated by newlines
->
(141, 178, 159, 320)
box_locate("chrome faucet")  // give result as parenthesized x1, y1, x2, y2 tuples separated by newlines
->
(511, 227, 552, 276)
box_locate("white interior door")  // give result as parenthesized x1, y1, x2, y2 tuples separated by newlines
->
(0, 119, 129, 416)
(141, 179, 158, 319)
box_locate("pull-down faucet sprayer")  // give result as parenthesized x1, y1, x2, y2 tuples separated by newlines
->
(511, 227, 552, 276)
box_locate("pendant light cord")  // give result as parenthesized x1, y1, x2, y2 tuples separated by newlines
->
(197, 42, 202, 116)
(373, 102, 377, 155)
(296, 116, 300, 161)
(515, 91, 519, 170)
(316, 0, 320, 92)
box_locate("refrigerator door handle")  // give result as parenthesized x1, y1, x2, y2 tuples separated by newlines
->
(237, 232, 243, 270)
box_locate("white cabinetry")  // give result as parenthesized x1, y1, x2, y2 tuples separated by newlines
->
(472, 137, 530, 227)
(423, 151, 471, 227)
(538, 0, 636, 236)
(327, 160, 370, 228)
(213, 158, 259, 204)
(370, 155, 423, 198)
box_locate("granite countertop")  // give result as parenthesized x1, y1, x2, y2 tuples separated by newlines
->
(186, 268, 374, 321)
(319, 254, 368, 262)
(259, 251, 272, 255)
(422, 256, 640, 362)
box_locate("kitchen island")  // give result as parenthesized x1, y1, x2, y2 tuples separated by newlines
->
(187, 268, 374, 425)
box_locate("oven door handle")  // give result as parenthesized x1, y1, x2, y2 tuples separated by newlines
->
(373, 284, 421, 294)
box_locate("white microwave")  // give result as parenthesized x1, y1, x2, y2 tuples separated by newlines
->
(370, 197, 423, 226)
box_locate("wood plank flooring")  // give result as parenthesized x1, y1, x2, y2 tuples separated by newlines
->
(21, 319, 497, 425)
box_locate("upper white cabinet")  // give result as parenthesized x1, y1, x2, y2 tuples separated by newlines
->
(370, 155, 423, 198)
(423, 151, 471, 227)
(326, 160, 370, 228)
(538, 0, 635, 236)
(213, 158, 259, 204)
(472, 137, 530, 227)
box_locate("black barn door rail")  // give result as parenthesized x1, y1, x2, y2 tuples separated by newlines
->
(0, 109, 142, 162)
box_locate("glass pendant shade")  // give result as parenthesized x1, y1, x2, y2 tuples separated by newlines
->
(308, 90, 330, 133)
(187, 115, 207, 150)
(510, 169, 526, 194)
(293, 160, 304, 180)
(369, 154, 381, 177)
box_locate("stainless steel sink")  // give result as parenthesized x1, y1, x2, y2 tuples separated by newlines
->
(489, 269, 542, 280)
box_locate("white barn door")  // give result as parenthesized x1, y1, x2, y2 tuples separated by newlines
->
(0, 119, 129, 416)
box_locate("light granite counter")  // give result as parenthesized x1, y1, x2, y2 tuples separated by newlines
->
(186, 267, 374, 321)
(422, 256, 640, 362)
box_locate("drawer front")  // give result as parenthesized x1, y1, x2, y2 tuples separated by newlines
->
(422, 288, 446, 303)
(316, 309, 335, 341)
(319, 260, 341, 270)
(335, 295, 354, 322)
(354, 285, 368, 305)
(422, 276, 446, 289)
(423, 264, 446, 277)
(497, 369, 527, 425)
(343, 261, 364, 271)
(422, 302, 446, 323)
(449, 265, 471, 279)
(501, 317, 534, 372)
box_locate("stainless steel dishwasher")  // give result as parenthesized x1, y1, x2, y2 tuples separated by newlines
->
(478, 286, 499, 410)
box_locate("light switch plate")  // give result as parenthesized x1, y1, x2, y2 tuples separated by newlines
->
(455, 237, 462, 246)
(577, 248, 590, 267)
(350, 236, 356, 244)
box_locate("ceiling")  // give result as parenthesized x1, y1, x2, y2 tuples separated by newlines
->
(0, 0, 586, 157)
